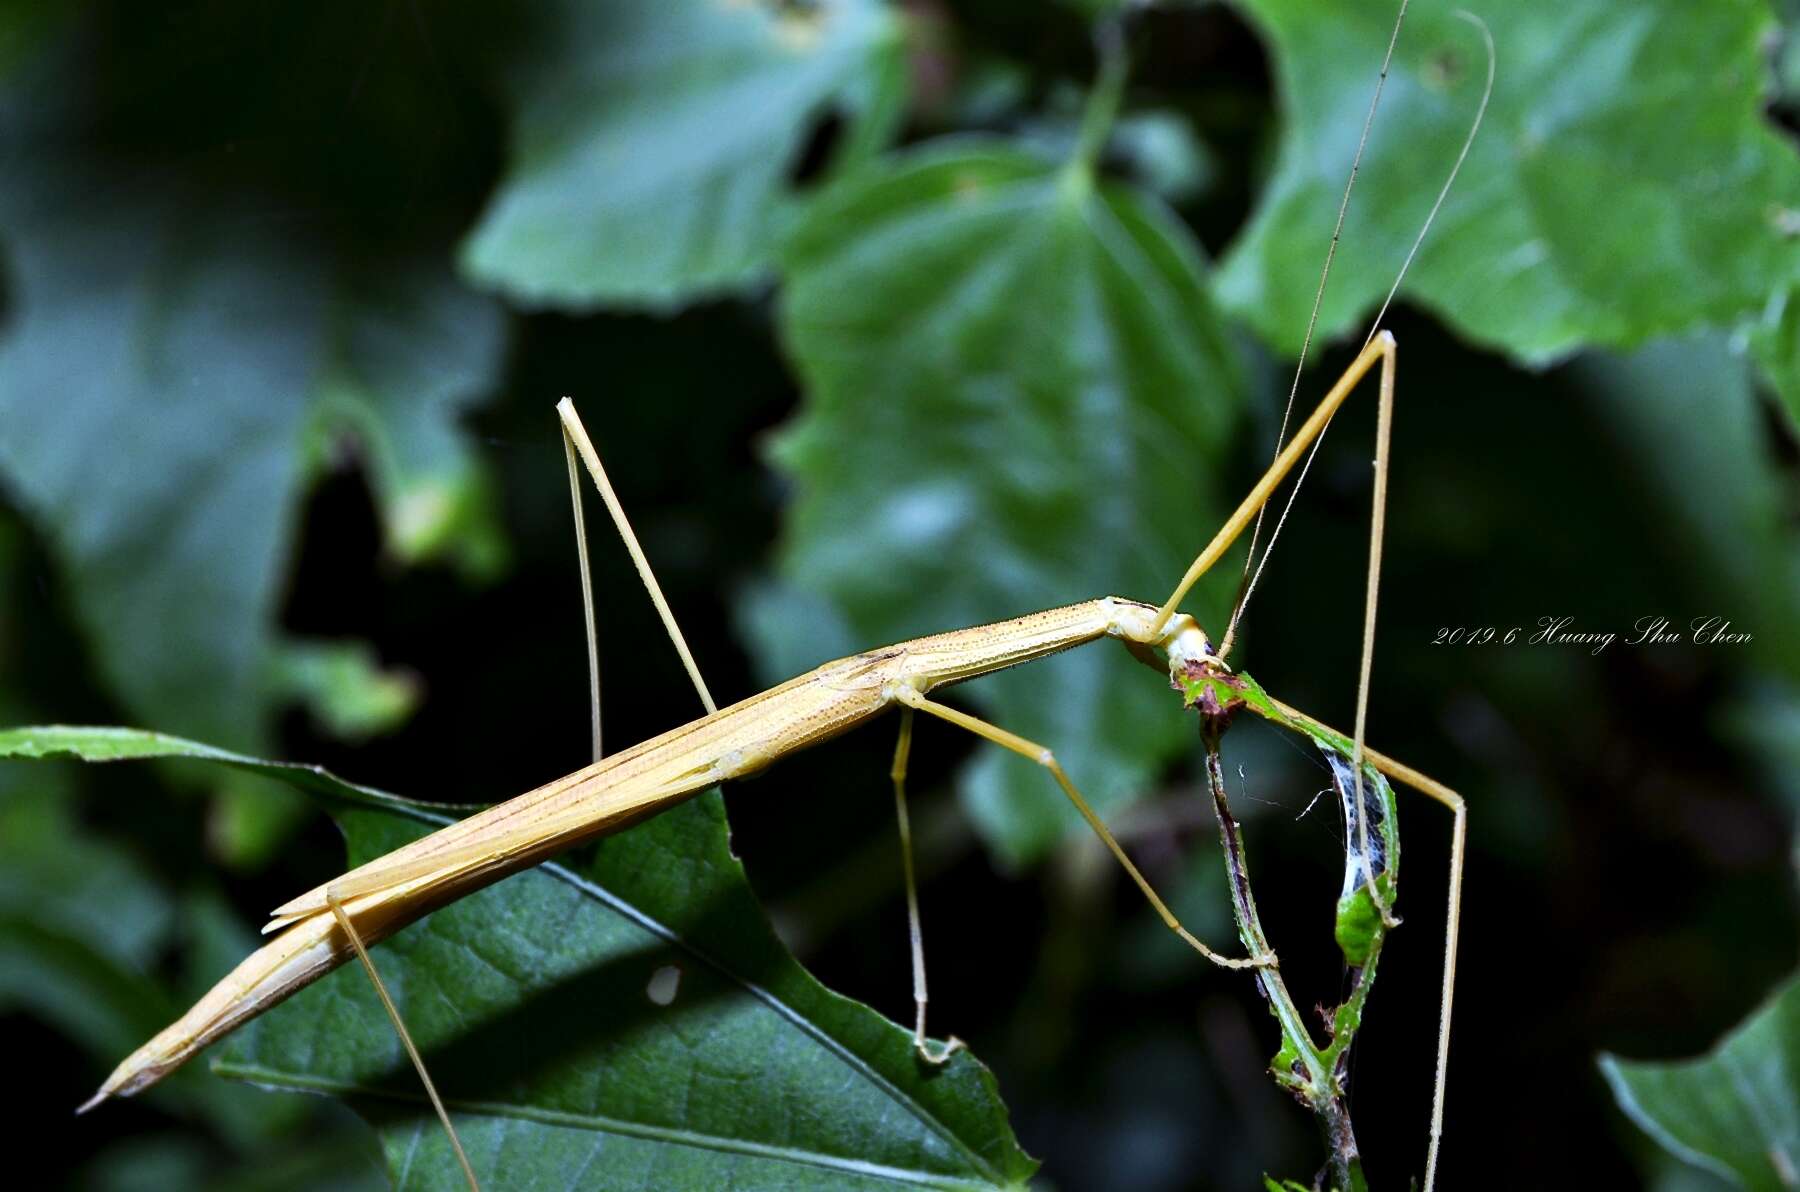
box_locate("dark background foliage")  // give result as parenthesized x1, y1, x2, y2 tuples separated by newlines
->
(3, 0, 1798, 1188)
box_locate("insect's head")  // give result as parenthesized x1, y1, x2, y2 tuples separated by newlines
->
(1103, 597, 1220, 682)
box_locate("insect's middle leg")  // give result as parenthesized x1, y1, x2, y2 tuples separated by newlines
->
(889, 706, 965, 1065)
(892, 686, 1275, 970)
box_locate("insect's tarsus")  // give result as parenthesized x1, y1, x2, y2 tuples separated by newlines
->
(889, 704, 966, 1065)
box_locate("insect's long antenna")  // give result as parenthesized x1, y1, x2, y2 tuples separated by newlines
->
(1220, 9, 1494, 658)
(1216, 0, 1411, 660)
(1362, 12, 1495, 349)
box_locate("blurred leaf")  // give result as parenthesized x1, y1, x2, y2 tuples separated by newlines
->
(0, 772, 173, 1057)
(1601, 973, 1800, 1191)
(311, 264, 510, 579)
(1646, 1154, 1738, 1192)
(74, 1138, 216, 1192)
(0, 0, 63, 82)
(734, 576, 864, 686)
(265, 641, 420, 744)
(73, 1131, 383, 1192)
(1571, 335, 1800, 682)
(1777, 0, 1800, 109)
(0, 751, 312, 1147)
(0, 727, 1037, 1189)
(1111, 111, 1216, 208)
(1720, 679, 1800, 816)
(1115, 849, 1233, 988)
(461, 0, 904, 310)
(1750, 280, 1800, 430)
(769, 139, 1245, 865)
(1055, 0, 1127, 19)
(0, 174, 503, 769)
(1221, 0, 1800, 364)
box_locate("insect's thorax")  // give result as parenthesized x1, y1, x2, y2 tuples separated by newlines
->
(1102, 597, 1215, 680)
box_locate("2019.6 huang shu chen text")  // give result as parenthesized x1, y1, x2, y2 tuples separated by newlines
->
(1430, 616, 1753, 654)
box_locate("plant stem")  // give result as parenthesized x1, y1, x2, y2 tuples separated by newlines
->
(1201, 725, 1367, 1192)
(1067, 18, 1127, 183)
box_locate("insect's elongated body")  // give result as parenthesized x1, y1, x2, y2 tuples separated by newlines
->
(91, 596, 1215, 1103)
(75, 2, 1499, 1182)
(88, 325, 1474, 1189)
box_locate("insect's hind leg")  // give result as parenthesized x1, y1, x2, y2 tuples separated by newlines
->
(889, 706, 965, 1064)
(304, 403, 726, 1191)
(559, 399, 974, 1065)
(318, 398, 723, 1192)
(324, 890, 480, 1192)
(562, 407, 604, 761)
(892, 686, 1274, 971)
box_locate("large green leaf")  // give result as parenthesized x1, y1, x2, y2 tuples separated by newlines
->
(460, 0, 904, 310)
(0, 726, 1035, 1190)
(0, 167, 503, 756)
(0, 18, 507, 801)
(1601, 973, 1800, 1191)
(767, 140, 1246, 865)
(1220, 0, 1800, 364)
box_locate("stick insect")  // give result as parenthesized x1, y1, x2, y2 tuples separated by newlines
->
(73, 4, 1491, 1188)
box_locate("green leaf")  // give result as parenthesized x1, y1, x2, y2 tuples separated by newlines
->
(460, 0, 903, 310)
(0, 175, 504, 760)
(0, 727, 1036, 1189)
(0, 725, 464, 809)
(768, 140, 1246, 865)
(1220, 0, 1800, 364)
(1601, 973, 1800, 1191)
